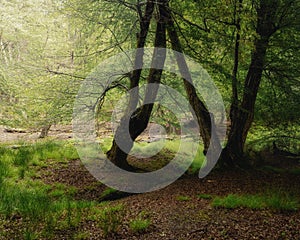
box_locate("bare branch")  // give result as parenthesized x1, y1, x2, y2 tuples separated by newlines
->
(46, 67, 85, 79)
(171, 9, 210, 32)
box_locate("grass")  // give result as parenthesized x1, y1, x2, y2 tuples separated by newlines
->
(1, 140, 78, 181)
(0, 139, 167, 238)
(212, 191, 299, 211)
(98, 204, 125, 237)
(129, 211, 151, 233)
(0, 140, 94, 238)
(74, 231, 90, 240)
(100, 187, 118, 199)
(176, 195, 191, 201)
(130, 218, 151, 233)
(289, 168, 300, 175)
(0, 182, 96, 236)
(81, 137, 205, 174)
(129, 139, 205, 174)
(197, 193, 213, 200)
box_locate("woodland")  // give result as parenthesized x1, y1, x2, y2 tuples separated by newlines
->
(0, 0, 299, 239)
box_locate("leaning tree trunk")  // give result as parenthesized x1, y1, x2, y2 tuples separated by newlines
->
(106, 0, 155, 170)
(220, 0, 278, 167)
(164, 6, 219, 155)
(107, 1, 167, 170)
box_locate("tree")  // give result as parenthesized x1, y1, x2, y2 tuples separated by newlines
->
(68, 0, 300, 170)
(170, 0, 299, 166)
(220, 0, 300, 166)
(102, 0, 224, 171)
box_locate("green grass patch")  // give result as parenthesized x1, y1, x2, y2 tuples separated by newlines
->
(98, 204, 125, 237)
(100, 187, 118, 199)
(129, 211, 151, 233)
(260, 165, 286, 174)
(129, 139, 205, 174)
(78, 137, 205, 174)
(0, 140, 95, 238)
(176, 195, 191, 201)
(0, 182, 96, 235)
(0, 140, 78, 180)
(289, 168, 300, 175)
(129, 218, 151, 233)
(197, 193, 213, 200)
(212, 191, 299, 211)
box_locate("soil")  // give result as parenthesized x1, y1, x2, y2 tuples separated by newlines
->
(33, 157, 300, 240)
(1, 125, 300, 239)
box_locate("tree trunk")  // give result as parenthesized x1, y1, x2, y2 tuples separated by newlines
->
(107, 1, 167, 170)
(220, 0, 278, 166)
(164, 6, 220, 155)
(39, 124, 51, 138)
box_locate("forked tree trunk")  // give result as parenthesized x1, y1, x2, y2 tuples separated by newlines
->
(107, 1, 167, 170)
(220, 0, 278, 167)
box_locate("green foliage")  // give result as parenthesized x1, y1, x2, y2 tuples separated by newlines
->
(0, 158, 9, 185)
(0, 182, 95, 233)
(212, 194, 265, 210)
(23, 230, 38, 240)
(212, 191, 299, 211)
(0, 140, 78, 181)
(49, 183, 78, 198)
(0, 0, 78, 129)
(265, 191, 299, 211)
(129, 211, 151, 233)
(74, 231, 90, 240)
(246, 124, 300, 156)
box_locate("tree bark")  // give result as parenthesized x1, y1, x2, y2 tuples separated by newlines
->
(164, 5, 220, 155)
(107, 1, 167, 170)
(220, 0, 278, 166)
(39, 124, 51, 139)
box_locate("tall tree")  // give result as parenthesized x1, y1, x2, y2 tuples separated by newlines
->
(165, 0, 299, 166)
(220, 0, 300, 166)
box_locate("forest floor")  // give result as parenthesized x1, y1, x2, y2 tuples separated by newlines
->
(36, 158, 300, 240)
(0, 125, 300, 239)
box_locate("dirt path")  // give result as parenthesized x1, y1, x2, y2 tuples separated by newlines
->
(0, 125, 73, 143)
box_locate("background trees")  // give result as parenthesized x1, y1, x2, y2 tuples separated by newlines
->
(0, 0, 78, 135)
